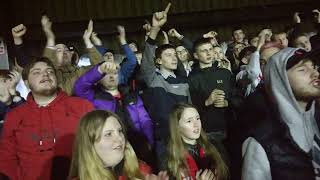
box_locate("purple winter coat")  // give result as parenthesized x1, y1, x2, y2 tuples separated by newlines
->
(74, 64, 154, 145)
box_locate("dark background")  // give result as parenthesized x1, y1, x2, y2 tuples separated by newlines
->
(0, 0, 318, 55)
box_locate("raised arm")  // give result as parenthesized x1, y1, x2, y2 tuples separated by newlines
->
(11, 24, 29, 67)
(141, 3, 171, 86)
(168, 28, 193, 52)
(41, 15, 58, 67)
(83, 20, 103, 65)
(74, 62, 117, 101)
(117, 25, 137, 84)
(246, 32, 266, 82)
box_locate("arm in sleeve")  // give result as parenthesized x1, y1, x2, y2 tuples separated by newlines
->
(140, 38, 157, 86)
(73, 64, 104, 101)
(136, 96, 154, 145)
(241, 137, 272, 180)
(87, 47, 103, 65)
(43, 47, 59, 68)
(119, 44, 137, 85)
(13, 44, 29, 67)
(246, 51, 262, 82)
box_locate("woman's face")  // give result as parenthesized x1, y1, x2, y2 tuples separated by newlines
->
(179, 108, 202, 145)
(94, 116, 125, 168)
(213, 47, 224, 60)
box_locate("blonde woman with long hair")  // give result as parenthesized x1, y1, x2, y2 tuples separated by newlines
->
(69, 110, 167, 180)
(167, 103, 229, 180)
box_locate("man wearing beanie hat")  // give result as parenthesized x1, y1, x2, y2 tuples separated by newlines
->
(242, 48, 320, 180)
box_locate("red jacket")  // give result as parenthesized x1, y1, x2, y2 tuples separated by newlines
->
(0, 91, 93, 180)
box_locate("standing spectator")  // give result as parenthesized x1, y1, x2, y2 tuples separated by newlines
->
(140, 3, 192, 169)
(188, 38, 234, 142)
(74, 61, 154, 164)
(41, 17, 102, 95)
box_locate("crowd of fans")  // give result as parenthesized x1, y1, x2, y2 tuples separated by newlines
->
(0, 3, 320, 180)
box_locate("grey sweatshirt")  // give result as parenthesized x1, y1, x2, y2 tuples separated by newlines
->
(242, 47, 320, 180)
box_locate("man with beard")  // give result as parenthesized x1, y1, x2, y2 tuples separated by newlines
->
(0, 57, 93, 180)
(242, 48, 320, 180)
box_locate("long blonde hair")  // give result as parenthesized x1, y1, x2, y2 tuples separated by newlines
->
(68, 110, 144, 180)
(167, 103, 229, 179)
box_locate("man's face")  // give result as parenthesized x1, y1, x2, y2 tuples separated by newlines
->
(103, 52, 115, 62)
(55, 44, 72, 66)
(194, 43, 214, 65)
(250, 37, 259, 47)
(176, 46, 189, 62)
(129, 43, 138, 52)
(287, 60, 320, 102)
(25, 62, 57, 96)
(233, 30, 245, 43)
(157, 48, 178, 71)
(294, 36, 312, 52)
(274, 33, 288, 48)
(100, 71, 119, 90)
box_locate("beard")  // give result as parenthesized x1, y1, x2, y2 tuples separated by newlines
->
(30, 85, 58, 97)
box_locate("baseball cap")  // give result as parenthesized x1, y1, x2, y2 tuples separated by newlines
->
(286, 48, 320, 70)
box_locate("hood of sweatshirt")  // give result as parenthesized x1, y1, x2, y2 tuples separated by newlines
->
(264, 47, 320, 152)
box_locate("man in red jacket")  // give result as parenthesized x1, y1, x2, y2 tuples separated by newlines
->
(0, 57, 94, 180)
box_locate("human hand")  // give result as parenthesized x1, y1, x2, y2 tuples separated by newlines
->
(293, 12, 301, 23)
(145, 171, 169, 180)
(168, 28, 182, 39)
(206, 89, 226, 107)
(162, 31, 169, 44)
(91, 32, 102, 46)
(12, 24, 27, 45)
(152, 3, 171, 27)
(83, 20, 94, 47)
(196, 169, 216, 180)
(117, 25, 127, 45)
(6, 70, 21, 96)
(98, 61, 119, 74)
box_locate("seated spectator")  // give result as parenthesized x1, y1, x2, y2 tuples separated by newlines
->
(68, 110, 168, 180)
(166, 103, 228, 179)
(0, 57, 93, 180)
